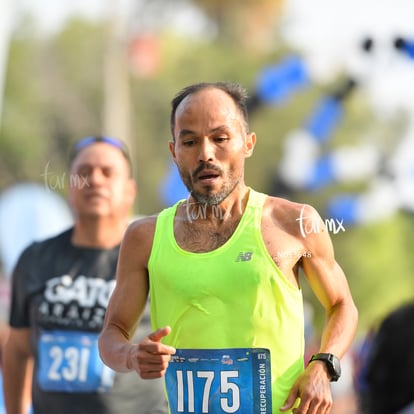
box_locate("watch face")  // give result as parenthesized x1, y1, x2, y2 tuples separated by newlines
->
(329, 355, 341, 380)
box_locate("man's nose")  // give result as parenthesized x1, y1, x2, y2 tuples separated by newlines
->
(198, 138, 214, 162)
(87, 168, 105, 186)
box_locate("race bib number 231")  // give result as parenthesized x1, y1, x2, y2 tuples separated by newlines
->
(37, 330, 114, 393)
(165, 348, 272, 414)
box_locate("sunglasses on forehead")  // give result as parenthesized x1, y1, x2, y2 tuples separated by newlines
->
(70, 136, 132, 168)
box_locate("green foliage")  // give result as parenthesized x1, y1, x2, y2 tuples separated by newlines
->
(1, 17, 109, 195)
(1, 26, 51, 187)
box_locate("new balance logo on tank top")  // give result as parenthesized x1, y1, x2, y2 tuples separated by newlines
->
(148, 189, 305, 413)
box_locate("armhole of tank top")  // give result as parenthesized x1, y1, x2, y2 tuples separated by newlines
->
(148, 211, 165, 272)
(148, 204, 178, 271)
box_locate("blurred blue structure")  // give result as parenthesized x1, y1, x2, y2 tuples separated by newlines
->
(305, 154, 336, 191)
(0, 373, 4, 414)
(394, 37, 414, 59)
(326, 195, 360, 225)
(305, 97, 343, 143)
(256, 55, 310, 105)
(276, 77, 359, 194)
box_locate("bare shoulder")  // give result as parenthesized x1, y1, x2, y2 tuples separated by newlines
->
(127, 214, 158, 238)
(263, 195, 321, 236)
(121, 214, 159, 258)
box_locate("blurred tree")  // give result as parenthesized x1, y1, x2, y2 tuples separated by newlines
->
(0, 17, 50, 188)
(0, 0, 13, 129)
(190, 0, 285, 50)
(0, 17, 107, 194)
(127, 0, 284, 51)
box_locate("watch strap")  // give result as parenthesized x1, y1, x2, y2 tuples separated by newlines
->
(309, 352, 341, 382)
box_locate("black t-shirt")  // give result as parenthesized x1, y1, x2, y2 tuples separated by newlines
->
(10, 228, 167, 414)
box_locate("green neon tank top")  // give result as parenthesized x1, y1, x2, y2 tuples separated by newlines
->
(148, 189, 305, 413)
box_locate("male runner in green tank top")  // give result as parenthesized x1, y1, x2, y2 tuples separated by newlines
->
(99, 82, 358, 414)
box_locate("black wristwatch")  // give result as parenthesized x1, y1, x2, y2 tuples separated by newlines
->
(309, 353, 341, 382)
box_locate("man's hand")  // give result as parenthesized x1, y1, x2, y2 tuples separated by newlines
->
(127, 326, 176, 379)
(280, 361, 333, 413)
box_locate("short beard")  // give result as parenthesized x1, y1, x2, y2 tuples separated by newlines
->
(191, 191, 226, 206)
(191, 177, 240, 206)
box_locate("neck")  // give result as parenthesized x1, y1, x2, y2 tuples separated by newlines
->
(71, 217, 128, 248)
(183, 185, 250, 225)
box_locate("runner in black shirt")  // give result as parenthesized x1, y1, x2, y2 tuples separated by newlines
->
(3, 137, 168, 414)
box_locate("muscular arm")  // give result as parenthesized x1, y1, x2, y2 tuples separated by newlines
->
(277, 203, 358, 413)
(268, 201, 357, 357)
(98, 217, 175, 377)
(300, 205, 358, 358)
(3, 328, 33, 414)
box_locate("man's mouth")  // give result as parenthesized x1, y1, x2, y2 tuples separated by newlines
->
(197, 171, 220, 182)
(194, 162, 222, 180)
(85, 191, 107, 200)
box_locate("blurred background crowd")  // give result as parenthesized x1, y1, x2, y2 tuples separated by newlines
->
(1, 0, 414, 412)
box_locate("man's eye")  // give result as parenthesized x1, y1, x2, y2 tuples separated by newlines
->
(214, 137, 228, 142)
(102, 168, 113, 177)
(183, 140, 195, 146)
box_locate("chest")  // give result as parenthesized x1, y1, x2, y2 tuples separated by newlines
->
(173, 215, 304, 281)
(174, 218, 241, 252)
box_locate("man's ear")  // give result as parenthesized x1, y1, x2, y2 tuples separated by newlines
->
(168, 140, 176, 160)
(245, 132, 256, 158)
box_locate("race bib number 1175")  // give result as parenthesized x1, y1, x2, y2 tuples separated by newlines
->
(165, 348, 272, 414)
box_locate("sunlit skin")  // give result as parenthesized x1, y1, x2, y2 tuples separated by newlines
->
(169, 87, 256, 209)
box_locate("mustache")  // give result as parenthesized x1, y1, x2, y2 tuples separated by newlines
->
(192, 163, 223, 179)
